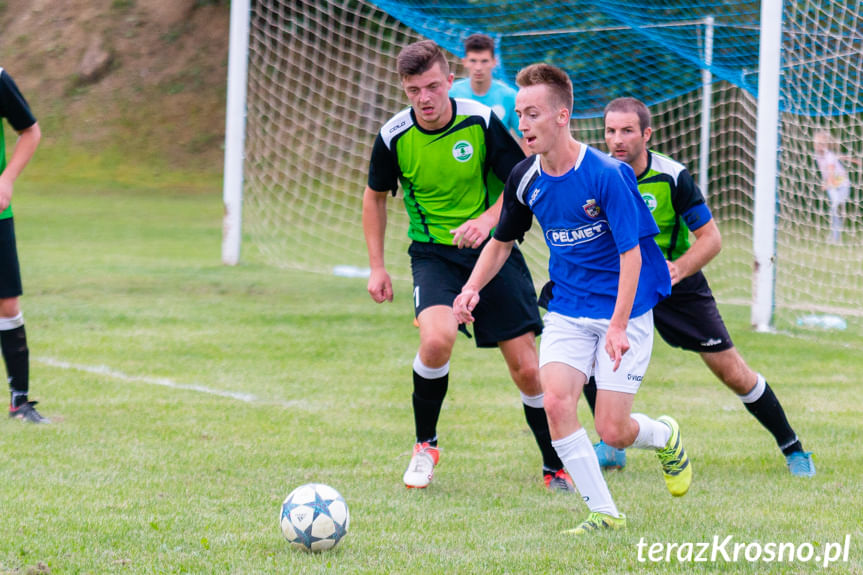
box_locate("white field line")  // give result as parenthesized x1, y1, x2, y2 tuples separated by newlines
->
(36, 356, 308, 408)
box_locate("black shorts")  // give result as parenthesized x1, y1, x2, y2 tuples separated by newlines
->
(409, 241, 542, 348)
(652, 271, 733, 353)
(0, 218, 23, 298)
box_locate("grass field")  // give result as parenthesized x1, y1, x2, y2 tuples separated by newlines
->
(1, 176, 861, 574)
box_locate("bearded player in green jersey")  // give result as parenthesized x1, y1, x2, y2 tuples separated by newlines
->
(582, 97, 813, 477)
(363, 40, 574, 493)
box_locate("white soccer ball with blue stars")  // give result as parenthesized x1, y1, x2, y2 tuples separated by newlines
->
(280, 483, 349, 552)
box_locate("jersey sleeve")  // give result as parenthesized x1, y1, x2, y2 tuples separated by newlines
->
(0, 70, 37, 131)
(366, 133, 399, 194)
(494, 157, 535, 242)
(485, 113, 525, 184)
(672, 168, 713, 231)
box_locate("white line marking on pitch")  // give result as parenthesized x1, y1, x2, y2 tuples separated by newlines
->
(36, 357, 306, 408)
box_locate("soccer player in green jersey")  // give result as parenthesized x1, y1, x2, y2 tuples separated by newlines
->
(363, 40, 574, 492)
(0, 67, 46, 423)
(583, 97, 813, 476)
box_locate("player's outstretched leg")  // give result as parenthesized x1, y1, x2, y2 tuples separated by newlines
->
(655, 416, 692, 497)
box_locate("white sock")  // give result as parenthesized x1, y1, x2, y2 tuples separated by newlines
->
(738, 373, 766, 404)
(630, 413, 671, 450)
(519, 391, 544, 408)
(0, 312, 24, 331)
(552, 428, 619, 517)
(412, 353, 449, 378)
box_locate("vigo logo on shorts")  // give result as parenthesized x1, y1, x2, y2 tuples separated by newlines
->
(546, 221, 608, 246)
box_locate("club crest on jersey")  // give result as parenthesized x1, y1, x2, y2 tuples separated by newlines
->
(452, 141, 474, 162)
(583, 199, 601, 218)
(642, 193, 657, 212)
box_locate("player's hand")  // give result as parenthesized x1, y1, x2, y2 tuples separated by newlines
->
(450, 217, 492, 249)
(452, 288, 480, 324)
(367, 268, 393, 303)
(0, 179, 12, 213)
(604, 323, 630, 372)
(666, 260, 681, 286)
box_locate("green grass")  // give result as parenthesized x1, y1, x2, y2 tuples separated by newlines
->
(0, 178, 861, 574)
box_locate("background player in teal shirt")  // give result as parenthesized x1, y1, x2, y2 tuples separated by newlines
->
(363, 41, 574, 493)
(449, 34, 524, 152)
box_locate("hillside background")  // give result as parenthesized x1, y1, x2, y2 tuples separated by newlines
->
(0, 0, 230, 182)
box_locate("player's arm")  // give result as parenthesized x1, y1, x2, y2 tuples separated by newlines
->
(454, 158, 533, 321)
(666, 168, 720, 285)
(0, 69, 40, 212)
(451, 193, 502, 249)
(668, 216, 720, 285)
(453, 237, 514, 323)
(363, 132, 400, 303)
(362, 185, 393, 303)
(0, 123, 40, 213)
(605, 245, 640, 371)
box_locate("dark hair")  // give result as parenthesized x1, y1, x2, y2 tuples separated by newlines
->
(515, 63, 573, 114)
(397, 40, 450, 78)
(603, 97, 652, 132)
(463, 33, 495, 56)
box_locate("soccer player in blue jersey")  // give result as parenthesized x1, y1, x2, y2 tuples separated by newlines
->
(583, 97, 815, 477)
(0, 67, 46, 423)
(363, 41, 575, 493)
(454, 64, 692, 535)
(449, 34, 523, 150)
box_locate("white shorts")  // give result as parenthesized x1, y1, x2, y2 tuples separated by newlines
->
(539, 310, 654, 394)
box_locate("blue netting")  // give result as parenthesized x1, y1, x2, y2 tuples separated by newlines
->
(369, 0, 861, 117)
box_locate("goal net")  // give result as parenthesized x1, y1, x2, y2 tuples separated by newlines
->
(240, 0, 862, 334)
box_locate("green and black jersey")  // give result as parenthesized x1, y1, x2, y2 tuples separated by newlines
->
(368, 98, 524, 244)
(636, 150, 708, 261)
(0, 68, 37, 220)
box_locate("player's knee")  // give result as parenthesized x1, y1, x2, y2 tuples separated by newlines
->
(595, 419, 633, 448)
(418, 336, 454, 367)
(541, 390, 570, 425)
(0, 298, 20, 318)
(510, 361, 540, 393)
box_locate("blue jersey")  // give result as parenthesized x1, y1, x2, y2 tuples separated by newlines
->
(495, 145, 670, 320)
(450, 78, 521, 138)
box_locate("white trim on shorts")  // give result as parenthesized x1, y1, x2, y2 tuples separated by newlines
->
(539, 310, 654, 394)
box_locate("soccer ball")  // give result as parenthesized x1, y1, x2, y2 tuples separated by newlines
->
(280, 483, 349, 552)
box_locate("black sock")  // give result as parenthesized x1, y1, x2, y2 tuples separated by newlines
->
(743, 382, 803, 455)
(523, 403, 564, 472)
(584, 376, 598, 416)
(1, 325, 29, 408)
(412, 368, 448, 446)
